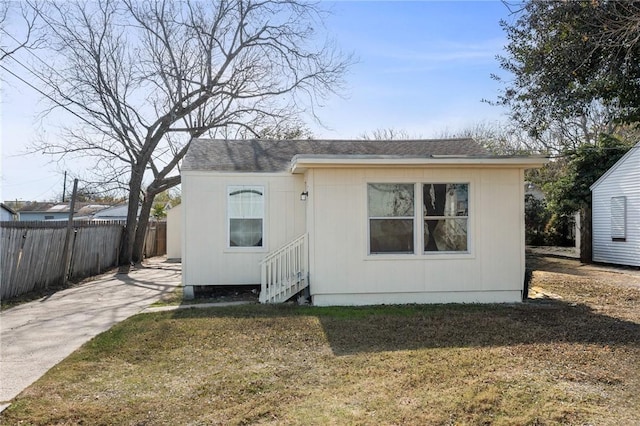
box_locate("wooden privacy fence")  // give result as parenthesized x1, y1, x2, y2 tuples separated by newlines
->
(1, 221, 125, 300)
(143, 221, 167, 258)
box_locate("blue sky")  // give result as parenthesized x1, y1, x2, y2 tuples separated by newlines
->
(1, 1, 513, 202)
(315, 1, 511, 138)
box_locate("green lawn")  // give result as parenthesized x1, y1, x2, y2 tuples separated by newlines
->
(2, 257, 639, 425)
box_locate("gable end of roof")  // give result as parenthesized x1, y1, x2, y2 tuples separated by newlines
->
(590, 142, 640, 191)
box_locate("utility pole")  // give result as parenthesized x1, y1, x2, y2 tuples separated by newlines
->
(62, 171, 67, 203)
(60, 178, 78, 286)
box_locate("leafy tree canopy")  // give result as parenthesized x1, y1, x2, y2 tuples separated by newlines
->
(496, 1, 640, 148)
(543, 135, 634, 217)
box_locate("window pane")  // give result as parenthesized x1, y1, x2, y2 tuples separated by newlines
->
(368, 184, 414, 217)
(424, 183, 468, 217)
(230, 218, 263, 247)
(424, 218, 467, 252)
(370, 219, 414, 253)
(228, 187, 264, 218)
(228, 186, 264, 248)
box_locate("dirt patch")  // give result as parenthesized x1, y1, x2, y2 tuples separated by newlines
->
(528, 253, 640, 324)
(528, 245, 579, 259)
(525, 253, 640, 425)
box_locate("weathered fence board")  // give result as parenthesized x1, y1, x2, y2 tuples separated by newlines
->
(1, 223, 123, 299)
(1, 220, 167, 300)
(68, 226, 123, 280)
(143, 222, 167, 258)
(0, 227, 68, 299)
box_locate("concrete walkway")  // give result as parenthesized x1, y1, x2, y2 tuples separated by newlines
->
(0, 257, 182, 412)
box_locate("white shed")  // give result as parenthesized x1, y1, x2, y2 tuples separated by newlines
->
(590, 143, 640, 267)
(182, 139, 547, 306)
(166, 203, 182, 260)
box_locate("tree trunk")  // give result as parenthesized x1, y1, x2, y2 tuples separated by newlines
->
(132, 191, 155, 264)
(131, 175, 182, 263)
(580, 206, 592, 263)
(119, 167, 145, 269)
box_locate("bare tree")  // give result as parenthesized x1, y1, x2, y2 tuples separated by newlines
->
(359, 127, 416, 140)
(0, 0, 43, 61)
(360, 123, 538, 155)
(436, 121, 538, 155)
(14, 0, 351, 267)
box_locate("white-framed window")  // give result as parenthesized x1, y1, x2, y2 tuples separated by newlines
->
(611, 196, 626, 242)
(423, 183, 469, 252)
(368, 183, 415, 254)
(227, 185, 264, 248)
(366, 182, 470, 255)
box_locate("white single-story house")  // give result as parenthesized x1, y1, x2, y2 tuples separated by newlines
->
(182, 138, 547, 306)
(590, 142, 640, 267)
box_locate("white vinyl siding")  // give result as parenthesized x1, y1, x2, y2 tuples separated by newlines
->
(591, 144, 640, 267)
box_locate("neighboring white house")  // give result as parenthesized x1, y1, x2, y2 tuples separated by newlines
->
(166, 203, 182, 260)
(590, 143, 640, 267)
(1, 203, 18, 221)
(182, 138, 547, 306)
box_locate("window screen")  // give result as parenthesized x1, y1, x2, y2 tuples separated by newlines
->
(228, 186, 264, 247)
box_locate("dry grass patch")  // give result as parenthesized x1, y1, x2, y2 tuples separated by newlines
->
(2, 255, 640, 425)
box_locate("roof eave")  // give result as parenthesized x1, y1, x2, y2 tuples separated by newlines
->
(290, 155, 549, 174)
(0, 203, 18, 215)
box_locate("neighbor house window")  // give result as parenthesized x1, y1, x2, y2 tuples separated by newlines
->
(228, 186, 264, 247)
(368, 183, 414, 254)
(611, 196, 626, 242)
(423, 183, 468, 252)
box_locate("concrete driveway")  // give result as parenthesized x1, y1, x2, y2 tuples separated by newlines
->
(0, 257, 181, 412)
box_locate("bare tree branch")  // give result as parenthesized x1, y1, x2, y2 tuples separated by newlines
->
(18, 0, 352, 266)
(0, 0, 45, 61)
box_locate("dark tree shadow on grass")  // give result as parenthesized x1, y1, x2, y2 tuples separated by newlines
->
(164, 253, 639, 356)
(317, 301, 640, 356)
(169, 300, 640, 356)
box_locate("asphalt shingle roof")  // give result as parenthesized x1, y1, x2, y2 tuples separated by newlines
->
(183, 138, 489, 172)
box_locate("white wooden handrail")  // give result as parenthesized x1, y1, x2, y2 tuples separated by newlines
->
(259, 234, 308, 303)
